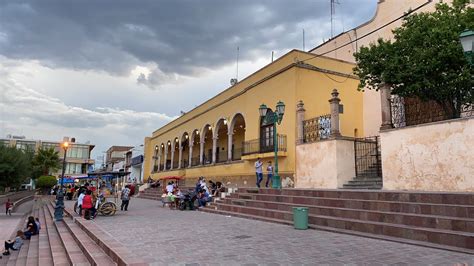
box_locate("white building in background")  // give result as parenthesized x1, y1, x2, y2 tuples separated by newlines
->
(125, 145, 144, 183)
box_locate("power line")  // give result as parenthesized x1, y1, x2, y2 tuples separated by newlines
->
(301, 0, 433, 64)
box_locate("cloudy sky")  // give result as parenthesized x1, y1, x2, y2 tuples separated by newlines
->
(0, 0, 377, 161)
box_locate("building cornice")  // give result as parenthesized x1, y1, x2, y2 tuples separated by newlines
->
(150, 60, 357, 140)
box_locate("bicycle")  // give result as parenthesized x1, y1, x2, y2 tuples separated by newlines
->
(74, 196, 117, 217)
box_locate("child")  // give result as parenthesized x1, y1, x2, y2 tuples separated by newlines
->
(5, 199, 12, 216)
(2, 231, 24, 256)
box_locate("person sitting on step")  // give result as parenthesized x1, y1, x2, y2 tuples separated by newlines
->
(2, 231, 24, 256)
(23, 216, 37, 240)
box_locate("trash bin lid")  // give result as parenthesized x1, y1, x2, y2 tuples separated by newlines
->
(293, 207, 308, 211)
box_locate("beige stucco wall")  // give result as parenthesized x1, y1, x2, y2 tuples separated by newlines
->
(295, 138, 355, 188)
(380, 117, 474, 192)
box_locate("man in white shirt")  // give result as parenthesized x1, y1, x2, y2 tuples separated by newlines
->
(166, 182, 174, 193)
(255, 158, 263, 188)
(77, 191, 85, 215)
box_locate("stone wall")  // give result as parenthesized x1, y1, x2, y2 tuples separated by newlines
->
(295, 138, 355, 189)
(380, 117, 474, 192)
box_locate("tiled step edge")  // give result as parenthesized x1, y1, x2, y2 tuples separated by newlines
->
(42, 202, 70, 266)
(201, 207, 474, 255)
(25, 206, 40, 266)
(60, 203, 148, 266)
(222, 198, 474, 231)
(45, 203, 90, 266)
(62, 218, 116, 266)
(213, 203, 474, 250)
(38, 202, 54, 266)
(231, 193, 474, 217)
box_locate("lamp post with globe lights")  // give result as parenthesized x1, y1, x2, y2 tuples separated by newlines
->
(259, 101, 285, 189)
(54, 141, 69, 221)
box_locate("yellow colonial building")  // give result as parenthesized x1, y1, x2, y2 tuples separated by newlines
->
(143, 50, 364, 186)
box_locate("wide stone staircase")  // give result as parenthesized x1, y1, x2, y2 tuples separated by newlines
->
(201, 188, 474, 254)
(1, 196, 144, 266)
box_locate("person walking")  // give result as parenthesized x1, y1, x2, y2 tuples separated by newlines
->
(121, 185, 131, 211)
(265, 161, 273, 188)
(255, 158, 263, 188)
(5, 199, 12, 216)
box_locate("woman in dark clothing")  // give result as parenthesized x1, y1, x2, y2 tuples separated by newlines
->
(24, 216, 37, 240)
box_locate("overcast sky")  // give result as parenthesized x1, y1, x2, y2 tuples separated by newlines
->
(0, 0, 377, 162)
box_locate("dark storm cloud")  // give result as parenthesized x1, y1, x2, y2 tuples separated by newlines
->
(0, 0, 375, 87)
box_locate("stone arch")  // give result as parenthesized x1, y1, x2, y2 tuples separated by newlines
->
(180, 132, 190, 168)
(171, 137, 179, 169)
(200, 124, 213, 164)
(229, 113, 246, 160)
(165, 140, 172, 170)
(190, 129, 200, 166)
(213, 118, 229, 163)
(153, 145, 159, 172)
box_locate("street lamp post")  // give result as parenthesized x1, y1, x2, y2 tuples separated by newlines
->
(54, 141, 69, 221)
(259, 101, 285, 189)
(460, 30, 473, 65)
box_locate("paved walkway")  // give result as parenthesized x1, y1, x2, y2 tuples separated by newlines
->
(0, 199, 34, 242)
(66, 198, 473, 265)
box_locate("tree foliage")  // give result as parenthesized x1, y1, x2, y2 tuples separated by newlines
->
(0, 145, 32, 188)
(354, 0, 473, 118)
(36, 175, 57, 189)
(32, 147, 60, 179)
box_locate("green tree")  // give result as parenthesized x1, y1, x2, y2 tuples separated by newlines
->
(0, 145, 32, 188)
(32, 147, 60, 178)
(36, 175, 58, 191)
(354, 0, 473, 118)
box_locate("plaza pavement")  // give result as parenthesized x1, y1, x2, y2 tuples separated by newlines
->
(65, 198, 474, 265)
(0, 200, 34, 243)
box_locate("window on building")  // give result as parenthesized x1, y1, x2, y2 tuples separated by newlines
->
(260, 109, 275, 153)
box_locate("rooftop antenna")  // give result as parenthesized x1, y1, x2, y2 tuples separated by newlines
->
(271, 51, 274, 62)
(330, 0, 340, 38)
(230, 46, 240, 86)
(303, 29, 305, 51)
(236, 46, 239, 81)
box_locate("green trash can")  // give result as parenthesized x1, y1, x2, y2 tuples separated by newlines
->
(293, 207, 309, 230)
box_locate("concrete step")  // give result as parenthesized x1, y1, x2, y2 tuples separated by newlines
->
(42, 203, 70, 266)
(253, 188, 474, 205)
(230, 193, 474, 218)
(346, 180, 383, 185)
(37, 202, 54, 266)
(200, 207, 474, 255)
(60, 202, 146, 265)
(214, 203, 474, 250)
(220, 198, 474, 232)
(44, 204, 90, 266)
(342, 184, 383, 189)
(61, 218, 116, 265)
(24, 207, 40, 266)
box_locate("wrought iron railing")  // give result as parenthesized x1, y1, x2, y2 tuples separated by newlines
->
(303, 114, 331, 143)
(242, 134, 287, 155)
(153, 165, 158, 172)
(391, 95, 473, 128)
